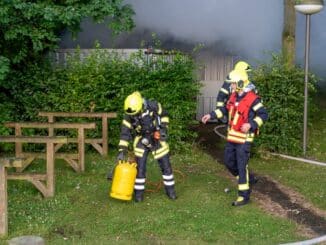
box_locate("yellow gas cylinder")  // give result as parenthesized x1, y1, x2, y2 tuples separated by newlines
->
(110, 160, 137, 201)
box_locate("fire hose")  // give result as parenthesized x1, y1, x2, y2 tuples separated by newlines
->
(213, 124, 326, 167)
(213, 124, 227, 139)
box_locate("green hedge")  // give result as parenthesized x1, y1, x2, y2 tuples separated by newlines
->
(252, 54, 319, 155)
(0, 50, 320, 156)
(0, 48, 200, 152)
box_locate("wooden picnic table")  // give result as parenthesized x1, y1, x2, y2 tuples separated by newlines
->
(4, 122, 96, 172)
(38, 112, 117, 156)
(0, 157, 24, 236)
(0, 136, 68, 198)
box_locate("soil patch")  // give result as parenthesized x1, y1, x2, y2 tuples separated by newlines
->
(194, 123, 326, 237)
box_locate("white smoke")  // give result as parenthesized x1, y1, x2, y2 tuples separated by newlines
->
(296, 9, 326, 79)
(125, 0, 282, 59)
(60, 0, 326, 79)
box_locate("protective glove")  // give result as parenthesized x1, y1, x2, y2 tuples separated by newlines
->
(160, 129, 168, 141)
(106, 169, 114, 180)
(153, 131, 160, 140)
(117, 150, 126, 162)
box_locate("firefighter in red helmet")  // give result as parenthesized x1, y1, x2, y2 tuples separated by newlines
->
(112, 91, 177, 202)
(202, 70, 268, 206)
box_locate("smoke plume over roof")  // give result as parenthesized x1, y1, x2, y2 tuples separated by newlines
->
(60, 0, 326, 79)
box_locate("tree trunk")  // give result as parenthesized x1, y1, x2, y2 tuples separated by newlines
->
(282, 0, 296, 67)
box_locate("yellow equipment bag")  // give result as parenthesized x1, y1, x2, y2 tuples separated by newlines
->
(110, 160, 137, 201)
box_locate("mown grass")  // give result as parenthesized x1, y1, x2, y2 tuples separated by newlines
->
(250, 92, 326, 210)
(2, 99, 325, 244)
(0, 146, 310, 245)
(308, 92, 326, 162)
(251, 156, 326, 210)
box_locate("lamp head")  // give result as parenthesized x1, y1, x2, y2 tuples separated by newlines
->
(295, 0, 324, 14)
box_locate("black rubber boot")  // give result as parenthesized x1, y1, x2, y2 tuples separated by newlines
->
(106, 171, 113, 181)
(249, 174, 258, 185)
(165, 186, 177, 200)
(232, 196, 249, 206)
(232, 190, 250, 206)
(134, 190, 144, 202)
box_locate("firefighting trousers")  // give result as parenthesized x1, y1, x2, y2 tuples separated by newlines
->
(224, 141, 252, 199)
(133, 139, 175, 192)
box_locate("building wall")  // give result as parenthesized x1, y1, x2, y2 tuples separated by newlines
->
(196, 80, 223, 121)
(195, 55, 235, 121)
(52, 49, 235, 121)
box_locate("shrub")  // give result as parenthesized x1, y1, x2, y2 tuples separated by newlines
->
(1, 47, 200, 152)
(252, 53, 319, 155)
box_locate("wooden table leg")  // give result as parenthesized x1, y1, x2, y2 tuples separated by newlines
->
(78, 128, 85, 172)
(0, 165, 8, 236)
(14, 126, 22, 158)
(46, 142, 55, 197)
(102, 116, 108, 156)
(48, 115, 55, 137)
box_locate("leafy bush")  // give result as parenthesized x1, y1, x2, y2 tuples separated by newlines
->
(2, 49, 319, 156)
(0, 1, 134, 70)
(0, 56, 10, 81)
(1, 47, 200, 152)
(252, 53, 319, 155)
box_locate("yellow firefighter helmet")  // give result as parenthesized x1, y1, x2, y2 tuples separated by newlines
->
(234, 61, 251, 72)
(228, 69, 249, 91)
(124, 91, 143, 115)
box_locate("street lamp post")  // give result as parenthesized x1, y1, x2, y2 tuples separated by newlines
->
(294, 0, 324, 157)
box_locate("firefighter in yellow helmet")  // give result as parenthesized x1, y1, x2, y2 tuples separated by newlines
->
(113, 91, 177, 202)
(213, 60, 256, 124)
(234, 61, 251, 72)
(202, 70, 268, 206)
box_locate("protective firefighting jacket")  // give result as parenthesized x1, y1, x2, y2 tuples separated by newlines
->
(210, 90, 268, 144)
(118, 99, 170, 158)
(217, 82, 231, 107)
(226, 91, 268, 143)
(214, 81, 257, 119)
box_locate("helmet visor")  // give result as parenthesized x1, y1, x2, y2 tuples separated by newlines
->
(125, 107, 138, 115)
(237, 80, 244, 89)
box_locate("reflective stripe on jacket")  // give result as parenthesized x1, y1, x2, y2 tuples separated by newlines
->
(226, 91, 258, 144)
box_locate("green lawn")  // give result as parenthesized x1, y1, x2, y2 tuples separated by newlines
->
(250, 92, 326, 210)
(251, 156, 326, 210)
(2, 98, 325, 244)
(307, 93, 326, 162)
(1, 148, 313, 244)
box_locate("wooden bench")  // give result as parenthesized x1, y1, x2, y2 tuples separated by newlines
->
(0, 136, 68, 198)
(0, 157, 24, 236)
(38, 112, 117, 156)
(4, 122, 96, 172)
